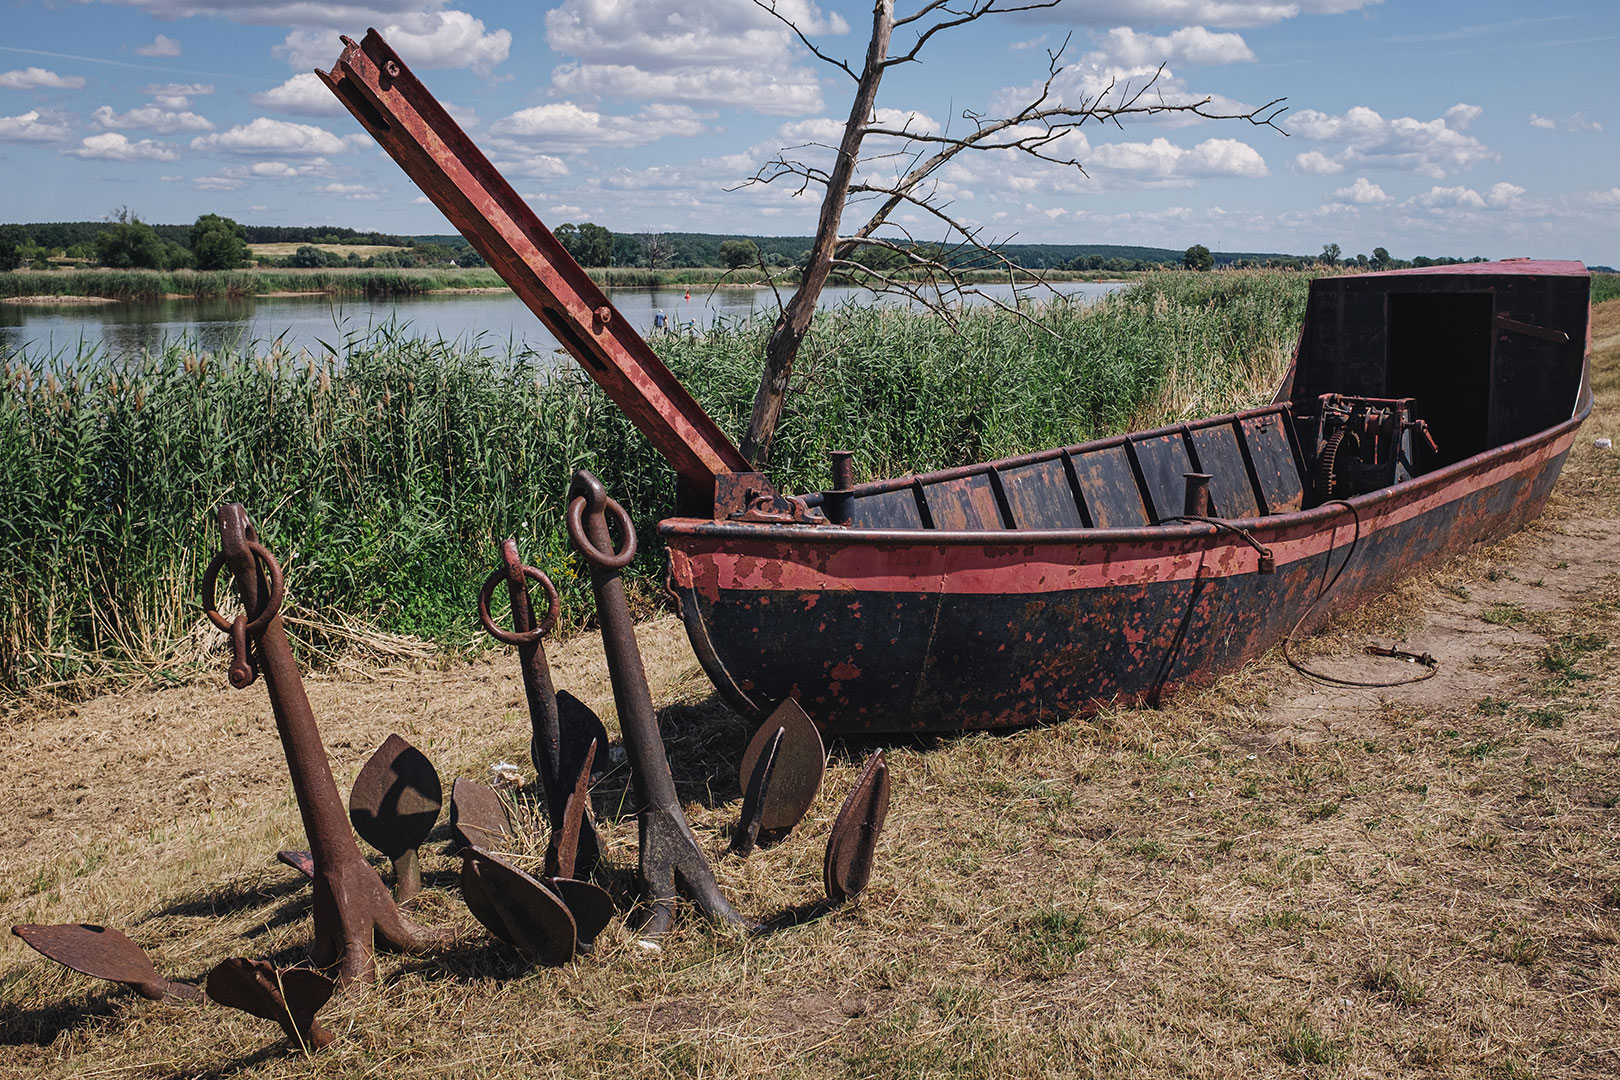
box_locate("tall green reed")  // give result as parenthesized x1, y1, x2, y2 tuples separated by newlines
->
(0, 270, 1311, 696)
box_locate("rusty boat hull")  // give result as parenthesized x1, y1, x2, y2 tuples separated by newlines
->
(663, 263, 1593, 734)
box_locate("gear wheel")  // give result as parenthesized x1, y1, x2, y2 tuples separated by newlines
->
(1317, 426, 1347, 498)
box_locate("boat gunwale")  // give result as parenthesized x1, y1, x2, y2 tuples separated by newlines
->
(659, 394, 1591, 550)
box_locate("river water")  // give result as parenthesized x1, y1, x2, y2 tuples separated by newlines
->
(0, 281, 1125, 364)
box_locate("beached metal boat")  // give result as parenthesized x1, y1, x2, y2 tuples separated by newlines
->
(322, 32, 1593, 735)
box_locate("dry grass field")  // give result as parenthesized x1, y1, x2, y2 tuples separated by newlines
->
(245, 243, 408, 259)
(2, 301, 1618, 1079)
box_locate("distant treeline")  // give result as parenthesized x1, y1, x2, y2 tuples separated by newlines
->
(13, 221, 408, 251)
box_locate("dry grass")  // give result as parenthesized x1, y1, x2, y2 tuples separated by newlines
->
(246, 244, 408, 259)
(3, 302, 1619, 1079)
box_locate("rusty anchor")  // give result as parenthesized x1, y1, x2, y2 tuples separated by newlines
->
(731, 698, 825, 856)
(206, 957, 335, 1052)
(348, 733, 443, 902)
(10, 923, 202, 1004)
(823, 751, 891, 904)
(478, 538, 609, 877)
(567, 469, 750, 942)
(204, 504, 451, 984)
(448, 776, 514, 853)
(460, 846, 578, 966)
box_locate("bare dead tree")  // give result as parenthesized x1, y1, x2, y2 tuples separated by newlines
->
(734, 0, 1287, 466)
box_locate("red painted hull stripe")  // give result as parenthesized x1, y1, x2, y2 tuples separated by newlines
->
(667, 431, 1573, 597)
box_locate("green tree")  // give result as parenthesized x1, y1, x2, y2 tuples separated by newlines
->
(287, 244, 337, 268)
(94, 208, 168, 269)
(554, 222, 615, 266)
(0, 225, 30, 271)
(1319, 242, 1342, 265)
(189, 213, 250, 270)
(1183, 244, 1214, 271)
(718, 238, 762, 269)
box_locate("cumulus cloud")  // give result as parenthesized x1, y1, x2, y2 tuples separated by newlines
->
(193, 156, 338, 189)
(93, 103, 213, 133)
(0, 67, 86, 90)
(191, 117, 358, 155)
(490, 101, 710, 151)
(0, 110, 72, 142)
(316, 181, 381, 200)
(1000, 1, 1381, 29)
(141, 83, 214, 109)
(64, 132, 178, 160)
(1329, 176, 1390, 204)
(1289, 104, 1495, 179)
(275, 11, 510, 75)
(1087, 135, 1268, 181)
(544, 0, 842, 116)
(1528, 111, 1602, 133)
(251, 73, 347, 117)
(1588, 188, 1620, 208)
(1089, 26, 1256, 67)
(134, 34, 182, 58)
(1529, 113, 1557, 130)
(1403, 183, 1523, 211)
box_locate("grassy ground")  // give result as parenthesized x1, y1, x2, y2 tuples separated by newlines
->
(0, 300, 1616, 1077)
(245, 244, 408, 259)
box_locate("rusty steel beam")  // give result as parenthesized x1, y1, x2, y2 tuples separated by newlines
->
(316, 31, 753, 507)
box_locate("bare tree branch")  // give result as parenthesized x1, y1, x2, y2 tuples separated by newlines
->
(752, 0, 859, 81)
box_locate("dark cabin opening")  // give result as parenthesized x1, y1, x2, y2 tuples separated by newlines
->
(1385, 291, 1494, 468)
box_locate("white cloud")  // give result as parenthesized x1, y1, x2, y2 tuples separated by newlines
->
(544, 0, 842, 116)
(276, 11, 510, 75)
(1588, 188, 1620, 208)
(1330, 177, 1390, 204)
(1090, 26, 1256, 67)
(134, 34, 182, 58)
(141, 83, 214, 109)
(1529, 113, 1557, 130)
(1443, 103, 1482, 130)
(1484, 181, 1525, 206)
(93, 103, 213, 133)
(1528, 111, 1602, 133)
(251, 73, 347, 118)
(193, 156, 338, 188)
(191, 117, 357, 156)
(0, 110, 72, 142)
(102, 0, 437, 24)
(1088, 135, 1268, 181)
(193, 175, 243, 190)
(316, 182, 381, 200)
(64, 132, 178, 161)
(1004, 0, 1381, 29)
(0, 67, 86, 90)
(490, 101, 710, 151)
(1289, 104, 1495, 179)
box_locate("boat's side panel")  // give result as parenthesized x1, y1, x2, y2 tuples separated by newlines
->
(667, 430, 1575, 733)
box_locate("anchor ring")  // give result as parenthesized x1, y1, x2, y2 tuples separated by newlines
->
(478, 563, 560, 645)
(201, 542, 284, 636)
(567, 494, 637, 570)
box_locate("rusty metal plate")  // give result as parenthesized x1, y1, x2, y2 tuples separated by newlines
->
(1069, 445, 1149, 527)
(737, 698, 825, 834)
(460, 847, 576, 966)
(449, 777, 511, 853)
(998, 458, 1085, 529)
(277, 850, 315, 880)
(823, 752, 891, 904)
(12, 923, 201, 1003)
(1129, 432, 1196, 523)
(921, 475, 1004, 530)
(555, 690, 610, 786)
(349, 733, 443, 860)
(549, 878, 615, 949)
(843, 486, 925, 529)
(1188, 421, 1260, 518)
(1239, 410, 1304, 514)
(206, 956, 335, 1050)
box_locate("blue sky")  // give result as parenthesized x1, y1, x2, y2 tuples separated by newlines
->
(1, 1, 1615, 264)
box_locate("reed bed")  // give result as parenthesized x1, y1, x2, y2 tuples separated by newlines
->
(0, 270, 1310, 697)
(0, 267, 507, 301)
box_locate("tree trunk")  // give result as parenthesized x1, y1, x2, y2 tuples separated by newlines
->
(739, 0, 894, 468)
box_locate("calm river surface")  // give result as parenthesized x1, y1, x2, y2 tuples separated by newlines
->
(0, 281, 1125, 364)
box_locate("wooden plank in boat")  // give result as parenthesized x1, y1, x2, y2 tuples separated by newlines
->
(1188, 422, 1260, 518)
(998, 459, 1085, 530)
(922, 474, 1005, 530)
(1239, 411, 1304, 514)
(1069, 445, 1149, 528)
(1129, 432, 1196, 523)
(846, 486, 926, 529)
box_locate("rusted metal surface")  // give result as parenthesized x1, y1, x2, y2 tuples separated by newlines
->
(544, 739, 616, 949)
(206, 957, 335, 1051)
(11, 923, 201, 1003)
(317, 31, 752, 511)
(824, 752, 890, 904)
(277, 850, 315, 881)
(349, 733, 442, 902)
(568, 469, 750, 941)
(460, 847, 576, 966)
(204, 505, 451, 983)
(449, 777, 512, 853)
(478, 539, 602, 875)
(732, 698, 824, 856)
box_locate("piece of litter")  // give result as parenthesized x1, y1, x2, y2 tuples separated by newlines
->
(1595, 438, 1612, 449)
(489, 762, 525, 790)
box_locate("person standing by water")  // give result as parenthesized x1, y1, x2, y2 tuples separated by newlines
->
(653, 309, 667, 334)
